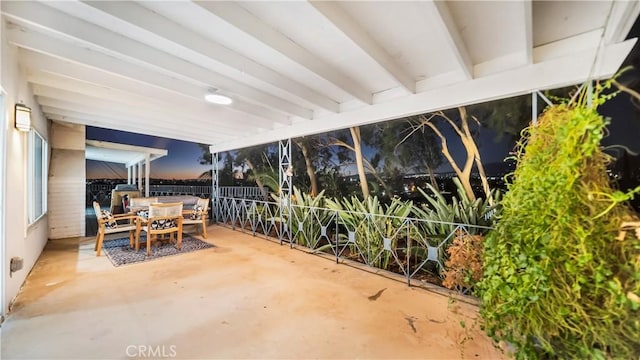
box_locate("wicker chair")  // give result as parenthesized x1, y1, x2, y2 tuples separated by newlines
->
(92, 201, 139, 256)
(136, 202, 183, 256)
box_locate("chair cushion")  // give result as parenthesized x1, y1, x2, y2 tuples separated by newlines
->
(137, 209, 149, 220)
(190, 204, 204, 220)
(100, 210, 118, 229)
(150, 219, 177, 230)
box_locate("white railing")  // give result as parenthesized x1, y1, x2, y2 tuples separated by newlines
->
(87, 183, 211, 206)
(218, 186, 268, 200)
(148, 185, 211, 197)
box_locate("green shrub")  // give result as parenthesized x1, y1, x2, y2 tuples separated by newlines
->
(479, 82, 640, 359)
(411, 177, 501, 291)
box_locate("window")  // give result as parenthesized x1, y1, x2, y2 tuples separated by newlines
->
(28, 130, 47, 224)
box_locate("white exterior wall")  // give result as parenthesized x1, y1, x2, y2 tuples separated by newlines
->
(48, 121, 85, 239)
(1, 18, 50, 315)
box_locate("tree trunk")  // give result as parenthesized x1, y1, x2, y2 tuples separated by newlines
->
(350, 127, 370, 199)
(244, 159, 267, 200)
(424, 164, 438, 188)
(423, 120, 476, 201)
(458, 107, 493, 205)
(295, 140, 319, 197)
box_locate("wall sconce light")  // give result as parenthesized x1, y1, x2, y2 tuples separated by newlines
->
(14, 103, 32, 132)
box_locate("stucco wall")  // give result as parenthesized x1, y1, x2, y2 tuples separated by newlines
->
(1, 18, 50, 315)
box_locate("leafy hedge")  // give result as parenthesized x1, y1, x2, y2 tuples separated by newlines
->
(479, 83, 640, 359)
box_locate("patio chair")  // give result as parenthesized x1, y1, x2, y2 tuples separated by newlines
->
(92, 201, 139, 257)
(182, 198, 209, 238)
(136, 202, 183, 256)
(128, 196, 159, 213)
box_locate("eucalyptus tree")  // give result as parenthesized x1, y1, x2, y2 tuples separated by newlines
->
(326, 126, 389, 199)
(373, 119, 443, 189)
(236, 143, 279, 195)
(292, 135, 334, 197)
(403, 108, 490, 202)
(197, 144, 234, 186)
(399, 95, 530, 204)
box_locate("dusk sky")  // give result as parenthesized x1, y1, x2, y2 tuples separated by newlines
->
(86, 126, 211, 179)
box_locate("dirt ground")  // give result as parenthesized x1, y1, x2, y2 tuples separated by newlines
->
(1, 225, 506, 359)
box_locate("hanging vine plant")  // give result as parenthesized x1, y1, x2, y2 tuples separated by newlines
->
(479, 79, 640, 359)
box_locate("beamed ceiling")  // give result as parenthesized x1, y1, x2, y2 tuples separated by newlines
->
(2, 1, 639, 152)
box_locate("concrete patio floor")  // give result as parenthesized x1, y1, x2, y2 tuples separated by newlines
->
(1, 225, 505, 359)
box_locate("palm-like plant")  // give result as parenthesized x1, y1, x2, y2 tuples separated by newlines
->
(407, 177, 501, 283)
(288, 187, 332, 249)
(411, 177, 501, 237)
(246, 168, 278, 199)
(325, 195, 412, 270)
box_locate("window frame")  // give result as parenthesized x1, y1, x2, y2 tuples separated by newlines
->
(28, 129, 47, 225)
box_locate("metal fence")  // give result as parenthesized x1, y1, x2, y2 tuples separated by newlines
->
(86, 183, 212, 206)
(86, 184, 114, 205)
(215, 195, 490, 294)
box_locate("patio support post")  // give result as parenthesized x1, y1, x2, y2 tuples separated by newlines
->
(145, 153, 150, 197)
(531, 91, 538, 125)
(127, 166, 132, 185)
(279, 139, 292, 247)
(212, 151, 219, 223)
(534, 90, 556, 125)
(138, 161, 143, 192)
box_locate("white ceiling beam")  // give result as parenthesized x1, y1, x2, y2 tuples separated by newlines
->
(604, 0, 640, 44)
(2, 2, 306, 122)
(32, 86, 248, 135)
(21, 51, 277, 129)
(28, 73, 216, 126)
(473, 1, 533, 77)
(310, 1, 416, 94)
(38, 98, 239, 137)
(194, 0, 373, 105)
(28, 78, 265, 131)
(10, 30, 290, 127)
(86, 140, 168, 157)
(210, 38, 636, 152)
(44, 112, 225, 145)
(41, 104, 234, 142)
(308, 1, 415, 94)
(533, 29, 604, 63)
(80, 0, 339, 113)
(424, 1, 473, 80)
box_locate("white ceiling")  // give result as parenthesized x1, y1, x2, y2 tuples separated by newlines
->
(2, 1, 639, 152)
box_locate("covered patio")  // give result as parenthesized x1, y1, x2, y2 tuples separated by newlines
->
(2, 1, 640, 358)
(1, 226, 503, 359)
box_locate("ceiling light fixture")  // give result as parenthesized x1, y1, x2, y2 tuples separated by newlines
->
(204, 88, 233, 105)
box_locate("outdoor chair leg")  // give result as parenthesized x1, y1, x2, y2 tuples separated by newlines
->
(201, 221, 207, 239)
(147, 234, 152, 256)
(94, 232, 100, 251)
(95, 231, 105, 257)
